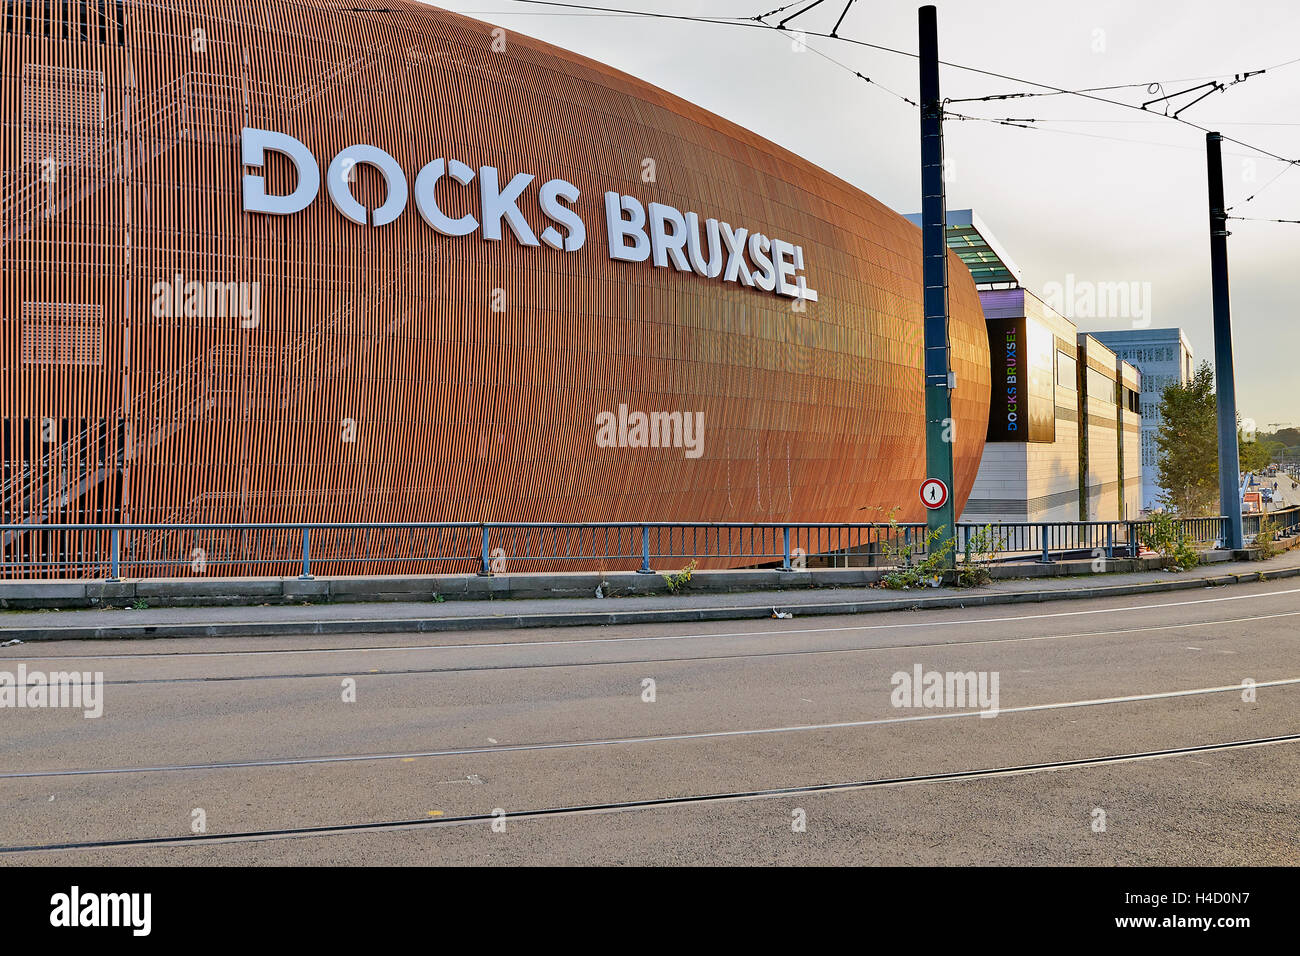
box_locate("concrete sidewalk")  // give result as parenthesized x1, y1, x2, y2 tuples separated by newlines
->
(4, 547, 1300, 642)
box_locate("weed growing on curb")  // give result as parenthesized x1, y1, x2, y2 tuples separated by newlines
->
(663, 559, 698, 594)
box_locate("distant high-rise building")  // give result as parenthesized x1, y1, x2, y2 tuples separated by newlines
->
(1090, 329, 1194, 511)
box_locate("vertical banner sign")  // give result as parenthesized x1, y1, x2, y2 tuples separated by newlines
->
(986, 317, 1055, 443)
(987, 317, 1025, 442)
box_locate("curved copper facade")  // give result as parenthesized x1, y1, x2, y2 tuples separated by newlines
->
(2, 0, 990, 574)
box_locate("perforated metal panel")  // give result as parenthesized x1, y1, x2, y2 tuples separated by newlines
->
(20, 301, 104, 365)
(21, 63, 104, 165)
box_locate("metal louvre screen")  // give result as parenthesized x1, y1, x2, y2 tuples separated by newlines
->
(1, 0, 992, 576)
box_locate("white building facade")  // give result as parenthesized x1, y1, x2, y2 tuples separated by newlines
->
(961, 288, 1083, 524)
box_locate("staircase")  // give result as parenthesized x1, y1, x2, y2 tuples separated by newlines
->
(2, 71, 193, 245)
(1, 347, 214, 547)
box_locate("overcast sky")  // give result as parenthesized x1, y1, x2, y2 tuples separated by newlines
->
(438, 0, 1300, 429)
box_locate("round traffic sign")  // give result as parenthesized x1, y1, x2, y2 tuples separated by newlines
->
(920, 477, 949, 510)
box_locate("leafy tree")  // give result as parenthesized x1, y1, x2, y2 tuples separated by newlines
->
(1238, 436, 1273, 474)
(1155, 361, 1284, 513)
(1155, 361, 1218, 515)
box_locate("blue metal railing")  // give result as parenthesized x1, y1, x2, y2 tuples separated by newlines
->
(1, 507, 1296, 581)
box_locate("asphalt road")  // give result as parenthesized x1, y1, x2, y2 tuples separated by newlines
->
(1263, 470, 1300, 510)
(1, 577, 1298, 865)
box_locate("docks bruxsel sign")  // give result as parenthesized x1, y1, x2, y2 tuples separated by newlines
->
(239, 128, 819, 302)
(985, 316, 1055, 444)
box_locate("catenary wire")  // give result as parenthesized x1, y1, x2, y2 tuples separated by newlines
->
(473, 0, 1298, 168)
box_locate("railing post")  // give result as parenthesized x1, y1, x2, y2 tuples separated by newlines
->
(780, 526, 792, 571)
(299, 527, 312, 580)
(108, 526, 120, 582)
(1039, 523, 1051, 563)
(1130, 521, 1139, 558)
(637, 525, 654, 574)
(478, 525, 491, 576)
(1105, 522, 1114, 559)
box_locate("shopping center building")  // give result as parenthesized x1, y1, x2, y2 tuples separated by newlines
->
(2, 1, 1155, 578)
(2, 0, 993, 573)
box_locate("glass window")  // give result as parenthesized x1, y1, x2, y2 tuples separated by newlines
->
(1087, 367, 1116, 404)
(1056, 350, 1077, 388)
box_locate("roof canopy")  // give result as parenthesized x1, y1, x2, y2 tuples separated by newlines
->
(902, 209, 1023, 289)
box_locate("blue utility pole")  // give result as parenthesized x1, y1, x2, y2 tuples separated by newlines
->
(1205, 132, 1244, 550)
(919, 5, 956, 565)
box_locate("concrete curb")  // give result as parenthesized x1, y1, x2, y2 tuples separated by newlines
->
(6, 563, 1299, 642)
(0, 552, 1262, 610)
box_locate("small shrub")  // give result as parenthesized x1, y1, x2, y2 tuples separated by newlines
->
(956, 524, 1006, 588)
(1255, 516, 1279, 559)
(662, 559, 697, 594)
(881, 568, 917, 590)
(879, 509, 955, 590)
(1140, 511, 1200, 571)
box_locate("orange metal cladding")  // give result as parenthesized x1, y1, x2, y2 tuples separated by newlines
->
(1, 0, 991, 577)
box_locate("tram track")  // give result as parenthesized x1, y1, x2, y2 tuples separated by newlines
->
(4, 733, 1295, 854)
(4, 677, 1296, 779)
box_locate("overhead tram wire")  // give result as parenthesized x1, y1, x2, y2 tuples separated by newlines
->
(782, 32, 1014, 119)
(772, 30, 920, 109)
(845, 46, 1296, 166)
(953, 68, 1300, 203)
(945, 53, 1300, 107)
(936, 111, 1259, 152)
(944, 81, 1215, 103)
(482, 1, 1300, 219)
(1227, 160, 1299, 213)
(485, 0, 1299, 169)
(943, 106, 1299, 206)
(482, 2, 1184, 132)
(751, 0, 808, 20)
(1229, 215, 1300, 225)
(962, 119, 1300, 126)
